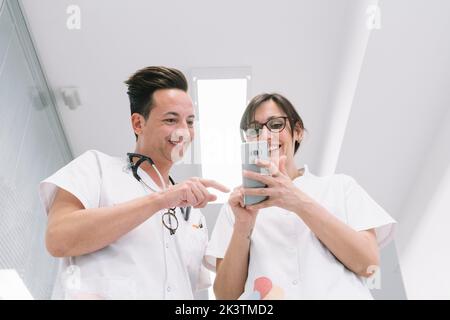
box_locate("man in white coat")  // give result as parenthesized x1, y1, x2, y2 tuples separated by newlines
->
(39, 66, 229, 299)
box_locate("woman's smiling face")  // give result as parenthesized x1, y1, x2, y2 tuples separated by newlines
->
(251, 99, 303, 163)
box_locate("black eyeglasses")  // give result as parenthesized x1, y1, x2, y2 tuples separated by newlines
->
(162, 208, 179, 235)
(243, 116, 290, 138)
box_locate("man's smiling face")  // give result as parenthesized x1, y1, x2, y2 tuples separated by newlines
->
(133, 88, 195, 165)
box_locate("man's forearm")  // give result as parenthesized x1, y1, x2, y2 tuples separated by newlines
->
(46, 192, 163, 257)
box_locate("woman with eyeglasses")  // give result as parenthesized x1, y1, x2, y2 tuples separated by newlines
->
(205, 93, 396, 300)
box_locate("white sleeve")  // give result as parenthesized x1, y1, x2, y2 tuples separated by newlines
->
(196, 214, 212, 291)
(196, 264, 212, 292)
(204, 203, 235, 272)
(343, 175, 397, 249)
(38, 150, 102, 214)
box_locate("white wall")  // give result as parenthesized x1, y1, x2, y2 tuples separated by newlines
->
(0, 0, 72, 299)
(396, 106, 450, 299)
(317, 0, 379, 176)
(336, 0, 450, 299)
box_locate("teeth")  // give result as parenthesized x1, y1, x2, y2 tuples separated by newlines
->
(269, 145, 281, 152)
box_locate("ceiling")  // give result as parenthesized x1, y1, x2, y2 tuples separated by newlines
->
(19, 0, 356, 163)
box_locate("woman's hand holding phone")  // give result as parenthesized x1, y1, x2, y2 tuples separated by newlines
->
(242, 155, 312, 213)
(228, 186, 259, 238)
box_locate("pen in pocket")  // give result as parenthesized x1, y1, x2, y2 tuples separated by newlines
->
(192, 216, 203, 229)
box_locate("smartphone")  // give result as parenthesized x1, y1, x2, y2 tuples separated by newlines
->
(241, 140, 270, 206)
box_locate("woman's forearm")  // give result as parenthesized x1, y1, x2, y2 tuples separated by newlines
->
(214, 228, 252, 299)
(295, 195, 379, 277)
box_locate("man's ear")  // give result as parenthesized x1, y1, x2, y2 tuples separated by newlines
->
(131, 113, 145, 136)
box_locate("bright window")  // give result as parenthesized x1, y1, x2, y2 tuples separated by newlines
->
(193, 70, 250, 203)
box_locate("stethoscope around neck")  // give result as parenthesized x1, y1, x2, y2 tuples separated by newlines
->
(127, 152, 191, 232)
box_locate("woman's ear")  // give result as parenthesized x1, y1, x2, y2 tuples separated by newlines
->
(294, 122, 303, 142)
